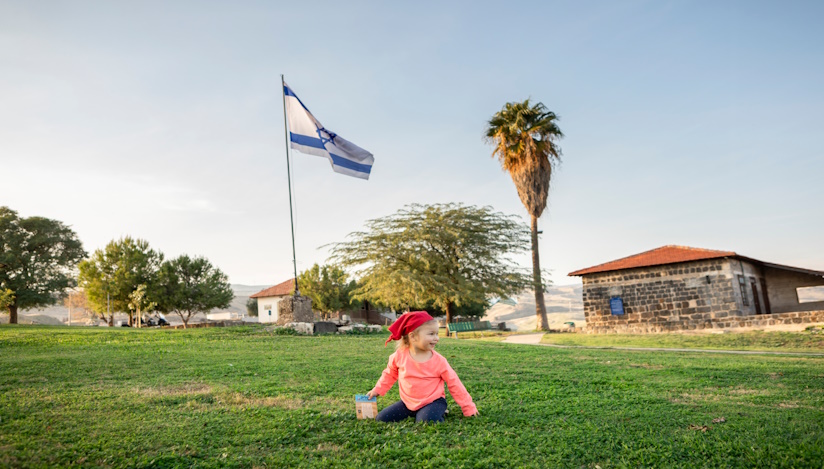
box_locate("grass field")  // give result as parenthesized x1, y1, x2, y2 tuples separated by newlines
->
(540, 328, 824, 353)
(1, 325, 823, 468)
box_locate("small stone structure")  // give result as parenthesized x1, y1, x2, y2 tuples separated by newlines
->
(283, 322, 314, 335)
(338, 324, 383, 334)
(276, 295, 313, 325)
(570, 246, 824, 334)
(313, 321, 339, 334)
(277, 321, 383, 335)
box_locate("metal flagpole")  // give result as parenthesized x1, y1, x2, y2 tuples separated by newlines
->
(281, 75, 300, 295)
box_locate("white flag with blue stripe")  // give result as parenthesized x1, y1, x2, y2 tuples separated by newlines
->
(284, 82, 374, 180)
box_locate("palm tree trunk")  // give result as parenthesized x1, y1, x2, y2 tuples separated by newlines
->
(531, 215, 549, 331)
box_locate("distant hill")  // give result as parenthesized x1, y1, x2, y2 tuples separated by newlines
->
(484, 284, 584, 331)
(231, 284, 273, 296)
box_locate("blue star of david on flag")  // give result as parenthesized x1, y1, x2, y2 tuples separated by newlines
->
(284, 83, 374, 180)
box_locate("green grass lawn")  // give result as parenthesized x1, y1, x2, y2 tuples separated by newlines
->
(539, 328, 824, 353)
(1, 325, 823, 468)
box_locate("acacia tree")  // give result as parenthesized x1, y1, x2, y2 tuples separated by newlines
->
(77, 237, 163, 326)
(486, 99, 564, 331)
(328, 203, 532, 324)
(153, 255, 233, 328)
(298, 263, 358, 319)
(0, 207, 87, 323)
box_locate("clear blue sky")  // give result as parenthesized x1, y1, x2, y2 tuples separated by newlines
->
(2, 0, 822, 287)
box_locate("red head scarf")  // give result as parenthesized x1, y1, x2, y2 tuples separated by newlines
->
(385, 311, 435, 346)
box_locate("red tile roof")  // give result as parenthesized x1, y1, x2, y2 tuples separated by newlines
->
(250, 278, 295, 298)
(568, 245, 737, 276)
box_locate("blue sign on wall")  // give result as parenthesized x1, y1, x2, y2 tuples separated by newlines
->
(610, 297, 625, 316)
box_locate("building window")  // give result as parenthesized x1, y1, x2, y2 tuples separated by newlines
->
(737, 275, 749, 306)
(796, 286, 824, 303)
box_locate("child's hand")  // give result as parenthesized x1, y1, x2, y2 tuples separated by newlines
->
(366, 391, 377, 400)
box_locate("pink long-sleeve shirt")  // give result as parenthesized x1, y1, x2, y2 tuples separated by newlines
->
(370, 349, 478, 416)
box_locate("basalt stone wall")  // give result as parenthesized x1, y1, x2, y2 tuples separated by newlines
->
(586, 308, 824, 334)
(582, 259, 741, 333)
(276, 295, 314, 325)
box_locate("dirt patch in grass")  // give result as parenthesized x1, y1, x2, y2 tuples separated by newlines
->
(227, 393, 306, 410)
(728, 388, 771, 396)
(131, 384, 350, 412)
(133, 383, 213, 397)
(670, 392, 721, 405)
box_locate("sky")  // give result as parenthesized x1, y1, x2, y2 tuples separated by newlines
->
(1, 0, 823, 288)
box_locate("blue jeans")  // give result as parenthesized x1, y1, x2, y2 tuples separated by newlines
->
(376, 397, 447, 423)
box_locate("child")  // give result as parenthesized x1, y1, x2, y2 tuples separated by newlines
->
(366, 311, 478, 423)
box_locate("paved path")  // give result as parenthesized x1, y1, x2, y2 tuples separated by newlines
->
(501, 333, 546, 345)
(501, 333, 824, 357)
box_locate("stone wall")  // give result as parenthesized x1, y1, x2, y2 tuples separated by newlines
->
(585, 309, 824, 334)
(582, 259, 740, 333)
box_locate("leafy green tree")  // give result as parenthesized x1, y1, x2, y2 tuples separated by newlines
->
(0, 206, 87, 323)
(486, 99, 564, 331)
(298, 263, 358, 319)
(245, 297, 258, 317)
(78, 237, 163, 326)
(153, 255, 234, 328)
(328, 203, 532, 323)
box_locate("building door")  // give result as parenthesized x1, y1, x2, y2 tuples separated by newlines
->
(760, 278, 772, 314)
(750, 278, 762, 314)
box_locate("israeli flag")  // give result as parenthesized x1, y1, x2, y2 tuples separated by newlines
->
(284, 82, 374, 180)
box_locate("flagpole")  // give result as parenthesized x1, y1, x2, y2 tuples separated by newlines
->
(281, 74, 300, 295)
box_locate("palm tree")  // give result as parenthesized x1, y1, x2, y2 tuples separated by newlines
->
(485, 99, 563, 331)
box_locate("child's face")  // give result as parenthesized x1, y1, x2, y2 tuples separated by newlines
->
(410, 322, 439, 352)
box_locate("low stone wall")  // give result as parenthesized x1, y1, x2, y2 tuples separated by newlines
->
(586, 309, 824, 334)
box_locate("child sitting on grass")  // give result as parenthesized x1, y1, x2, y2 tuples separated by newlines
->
(366, 311, 478, 423)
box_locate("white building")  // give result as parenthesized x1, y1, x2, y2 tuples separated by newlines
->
(250, 278, 295, 324)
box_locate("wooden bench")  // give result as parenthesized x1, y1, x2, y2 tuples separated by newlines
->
(447, 320, 493, 337)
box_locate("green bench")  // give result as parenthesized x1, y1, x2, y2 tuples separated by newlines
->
(447, 320, 492, 337)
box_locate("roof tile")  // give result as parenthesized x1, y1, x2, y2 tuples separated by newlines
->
(568, 245, 737, 276)
(249, 278, 295, 298)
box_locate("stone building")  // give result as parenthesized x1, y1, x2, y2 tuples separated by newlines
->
(568, 246, 824, 333)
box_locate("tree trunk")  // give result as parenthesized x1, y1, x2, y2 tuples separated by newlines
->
(9, 304, 18, 324)
(108, 315, 114, 327)
(445, 301, 454, 325)
(531, 215, 549, 331)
